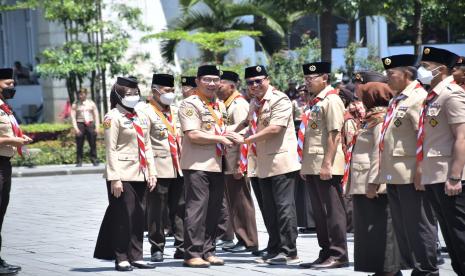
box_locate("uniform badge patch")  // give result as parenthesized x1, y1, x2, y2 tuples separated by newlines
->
(186, 108, 194, 117)
(103, 118, 111, 129)
(394, 119, 402, 127)
(310, 122, 318, 129)
(160, 131, 166, 137)
(205, 123, 212, 130)
(429, 118, 439, 127)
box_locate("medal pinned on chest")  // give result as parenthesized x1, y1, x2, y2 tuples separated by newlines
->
(310, 122, 318, 129)
(394, 119, 402, 127)
(429, 118, 439, 127)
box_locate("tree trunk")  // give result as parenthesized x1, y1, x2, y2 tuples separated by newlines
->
(320, 2, 333, 62)
(413, 0, 422, 55)
(348, 19, 356, 44)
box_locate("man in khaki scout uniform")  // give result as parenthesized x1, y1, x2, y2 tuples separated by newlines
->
(298, 62, 348, 270)
(181, 76, 197, 99)
(379, 54, 438, 275)
(418, 46, 465, 275)
(0, 68, 31, 275)
(178, 65, 233, 268)
(216, 70, 258, 253)
(136, 74, 185, 262)
(70, 88, 100, 167)
(229, 65, 301, 265)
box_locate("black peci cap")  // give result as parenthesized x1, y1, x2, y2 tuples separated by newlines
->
(421, 46, 460, 68)
(382, 54, 418, 70)
(455, 56, 465, 67)
(244, 65, 267, 79)
(221, 70, 239, 82)
(0, 68, 13, 80)
(353, 71, 387, 84)
(152, 73, 174, 87)
(197, 65, 220, 78)
(302, 62, 331, 75)
(181, 76, 197, 87)
(117, 76, 138, 88)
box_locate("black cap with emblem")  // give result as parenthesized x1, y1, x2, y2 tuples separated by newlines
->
(152, 73, 174, 87)
(117, 76, 138, 88)
(421, 46, 459, 69)
(197, 65, 220, 77)
(0, 68, 13, 80)
(302, 62, 331, 75)
(221, 70, 239, 83)
(244, 65, 267, 79)
(382, 54, 418, 70)
(353, 71, 387, 84)
(181, 76, 197, 87)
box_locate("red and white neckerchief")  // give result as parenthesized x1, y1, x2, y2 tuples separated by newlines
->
(238, 98, 265, 173)
(225, 91, 249, 174)
(125, 112, 147, 174)
(150, 103, 182, 176)
(341, 130, 359, 190)
(196, 93, 225, 157)
(0, 103, 26, 156)
(297, 89, 338, 163)
(416, 91, 437, 162)
(80, 101, 93, 126)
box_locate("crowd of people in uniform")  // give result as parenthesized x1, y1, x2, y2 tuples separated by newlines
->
(0, 45, 464, 276)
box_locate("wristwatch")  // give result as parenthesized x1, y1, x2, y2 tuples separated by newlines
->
(448, 176, 461, 182)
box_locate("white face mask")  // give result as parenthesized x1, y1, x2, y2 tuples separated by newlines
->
(417, 66, 441, 85)
(159, 92, 176, 105)
(121, 95, 140, 108)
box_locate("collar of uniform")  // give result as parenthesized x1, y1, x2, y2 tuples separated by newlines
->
(315, 85, 335, 99)
(400, 80, 420, 98)
(261, 85, 274, 102)
(116, 104, 134, 115)
(430, 75, 455, 96)
(0, 99, 5, 106)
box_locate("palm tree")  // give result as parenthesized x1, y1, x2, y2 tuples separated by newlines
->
(159, 0, 285, 63)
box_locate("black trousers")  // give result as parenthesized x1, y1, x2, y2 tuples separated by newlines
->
(76, 122, 97, 163)
(387, 184, 438, 276)
(250, 177, 264, 214)
(183, 170, 224, 259)
(294, 175, 315, 228)
(147, 177, 185, 254)
(259, 171, 298, 257)
(0, 157, 11, 252)
(306, 175, 348, 261)
(425, 183, 465, 276)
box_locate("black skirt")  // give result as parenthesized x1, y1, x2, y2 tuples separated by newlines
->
(353, 194, 404, 273)
(294, 175, 315, 228)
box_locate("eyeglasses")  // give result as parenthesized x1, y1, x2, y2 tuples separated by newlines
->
(200, 77, 221, 84)
(246, 78, 267, 86)
(304, 74, 322, 81)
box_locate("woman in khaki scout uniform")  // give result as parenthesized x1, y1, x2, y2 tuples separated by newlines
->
(136, 74, 185, 263)
(94, 77, 157, 272)
(349, 78, 405, 276)
(379, 54, 438, 276)
(70, 88, 100, 167)
(418, 47, 465, 276)
(298, 62, 348, 270)
(229, 65, 301, 265)
(217, 71, 258, 253)
(178, 65, 233, 268)
(0, 68, 31, 275)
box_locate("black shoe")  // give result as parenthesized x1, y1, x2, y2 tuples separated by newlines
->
(299, 257, 325, 268)
(150, 251, 164, 262)
(131, 261, 156, 269)
(218, 240, 235, 249)
(298, 227, 316, 234)
(76, 162, 82, 167)
(173, 249, 184, 259)
(252, 248, 268, 257)
(115, 263, 133, 272)
(0, 259, 20, 272)
(92, 160, 99, 166)
(225, 244, 258, 253)
(0, 267, 17, 275)
(311, 257, 349, 269)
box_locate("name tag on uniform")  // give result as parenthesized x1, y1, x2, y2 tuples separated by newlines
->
(124, 121, 132, 125)
(311, 105, 321, 113)
(398, 106, 408, 112)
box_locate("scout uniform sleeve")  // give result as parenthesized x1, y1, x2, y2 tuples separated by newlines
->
(343, 119, 357, 146)
(445, 89, 465, 124)
(144, 117, 157, 177)
(269, 96, 292, 127)
(325, 96, 344, 132)
(367, 123, 382, 185)
(104, 113, 120, 180)
(179, 101, 201, 132)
